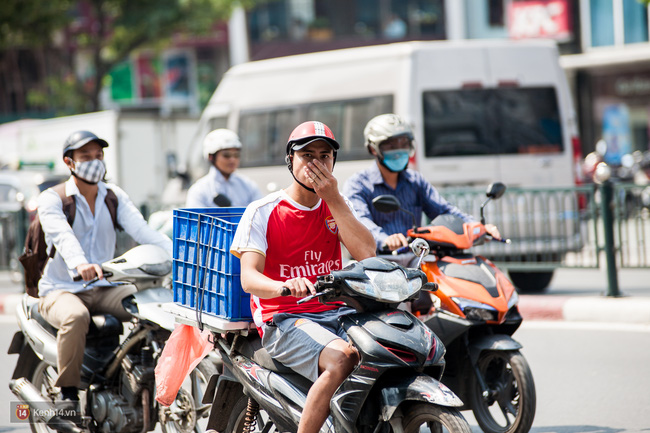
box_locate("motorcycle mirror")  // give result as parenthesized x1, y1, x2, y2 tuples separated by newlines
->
(373, 194, 419, 231)
(486, 182, 506, 200)
(410, 238, 430, 269)
(410, 238, 430, 257)
(372, 195, 401, 213)
(481, 182, 506, 224)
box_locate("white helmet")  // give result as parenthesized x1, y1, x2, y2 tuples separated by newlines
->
(202, 129, 242, 158)
(364, 114, 414, 156)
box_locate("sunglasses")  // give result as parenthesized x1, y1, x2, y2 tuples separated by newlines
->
(219, 151, 241, 159)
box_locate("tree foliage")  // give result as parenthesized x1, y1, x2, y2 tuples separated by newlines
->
(1, 0, 251, 115)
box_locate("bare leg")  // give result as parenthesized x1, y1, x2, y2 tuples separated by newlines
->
(297, 339, 359, 433)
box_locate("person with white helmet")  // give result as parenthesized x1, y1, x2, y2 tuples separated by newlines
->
(185, 128, 261, 207)
(230, 121, 375, 433)
(343, 113, 500, 254)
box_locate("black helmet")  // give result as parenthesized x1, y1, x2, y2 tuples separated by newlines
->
(63, 131, 108, 156)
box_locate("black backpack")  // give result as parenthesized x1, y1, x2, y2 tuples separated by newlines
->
(18, 183, 121, 297)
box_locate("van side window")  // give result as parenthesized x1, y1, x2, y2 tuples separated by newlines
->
(422, 87, 563, 157)
(238, 95, 393, 166)
(308, 95, 393, 158)
(239, 109, 299, 166)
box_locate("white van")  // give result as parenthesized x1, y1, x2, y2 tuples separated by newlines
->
(185, 39, 580, 192)
(181, 39, 582, 291)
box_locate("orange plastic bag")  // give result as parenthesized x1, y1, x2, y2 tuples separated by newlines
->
(155, 324, 214, 406)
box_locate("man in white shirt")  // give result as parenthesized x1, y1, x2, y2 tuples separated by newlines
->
(37, 130, 173, 408)
(185, 128, 262, 207)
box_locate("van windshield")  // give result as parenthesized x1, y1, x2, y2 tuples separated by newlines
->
(238, 95, 393, 167)
(422, 87, 563, 157)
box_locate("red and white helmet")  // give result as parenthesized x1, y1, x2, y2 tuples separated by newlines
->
(286, 121, 340, 156)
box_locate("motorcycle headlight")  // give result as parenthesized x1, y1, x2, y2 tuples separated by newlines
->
(451, 297, 498, 322)
(507, 290, 519, 310)
(346, 269, 422, 303)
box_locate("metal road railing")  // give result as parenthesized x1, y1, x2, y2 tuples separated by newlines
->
(612, 183, 650, 269)
(440, 183, 650, 272)
(1, 184, 649, 279)
(0, 209, 24, 278)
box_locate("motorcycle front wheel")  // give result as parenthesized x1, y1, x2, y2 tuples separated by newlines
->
(469, 350, 536, 433)
(28, 358, 65, 433)
(400, 403, 471, 433)
(160, 358, 218, 433)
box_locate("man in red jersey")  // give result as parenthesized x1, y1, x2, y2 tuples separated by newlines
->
(230, 120, 376, 433)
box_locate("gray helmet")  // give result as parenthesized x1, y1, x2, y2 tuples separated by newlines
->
(63, 130, 108, 156)
(364, 114, 414, 156)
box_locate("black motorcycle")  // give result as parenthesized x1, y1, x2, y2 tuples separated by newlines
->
(8, 245, 217, 433)
(192, 241, 472, 433)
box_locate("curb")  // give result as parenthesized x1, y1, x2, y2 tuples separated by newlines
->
(563, 296, 650, 324)
(517, 295, 570, 321)
(0, 293, 22, 316)
(518, 295, 650, 324)
(1, 292, 650, 324)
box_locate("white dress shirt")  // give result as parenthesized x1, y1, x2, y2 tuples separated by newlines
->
(185, 166, 262, 208)
(37, 177, 173, 296)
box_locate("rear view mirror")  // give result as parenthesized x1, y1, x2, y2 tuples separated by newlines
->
(372, 195, 402, 213)
(486, 182, 506, 200)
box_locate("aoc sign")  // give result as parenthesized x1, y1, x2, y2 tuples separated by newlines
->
(508, 0, 572, 41)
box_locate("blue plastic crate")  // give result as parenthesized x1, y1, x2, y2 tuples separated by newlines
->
(172, 207, 252, 321)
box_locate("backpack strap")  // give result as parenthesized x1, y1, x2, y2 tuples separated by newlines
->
(104, 187, 123, 231)
(46, 184, 122, 259)
(49, 183, 76, 259)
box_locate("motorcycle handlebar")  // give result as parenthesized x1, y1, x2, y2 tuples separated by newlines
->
(73, 271, 114, 287)
(296, 279, 336, 305)
(297, 290, 334, 305)
(393, 245, 410, 254)
(378, 241, 412, 255)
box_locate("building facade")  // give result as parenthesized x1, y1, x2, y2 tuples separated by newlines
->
(4, 0, 649, 164)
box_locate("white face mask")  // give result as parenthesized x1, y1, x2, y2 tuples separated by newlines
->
(71, 159, 106, 184)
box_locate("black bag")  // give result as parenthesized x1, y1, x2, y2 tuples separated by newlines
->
(18, 183, 120, 297)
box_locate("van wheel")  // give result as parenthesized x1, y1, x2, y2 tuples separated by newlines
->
(508, 271, 554, 293)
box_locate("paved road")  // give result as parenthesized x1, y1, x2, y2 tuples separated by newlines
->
(1, 267, 650, 431)
(2, 314, 36, 433)
(3, 316, 650, 432)
(485, 321, 650, 433)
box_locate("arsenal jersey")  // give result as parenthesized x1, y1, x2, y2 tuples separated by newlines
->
(231, 190, 355, 329)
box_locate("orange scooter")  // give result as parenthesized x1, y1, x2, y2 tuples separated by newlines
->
(372, 182, 535, 433)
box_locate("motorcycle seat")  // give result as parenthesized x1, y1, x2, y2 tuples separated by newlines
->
(30, 304, 124, 338)
(238, 334, 313, 393)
